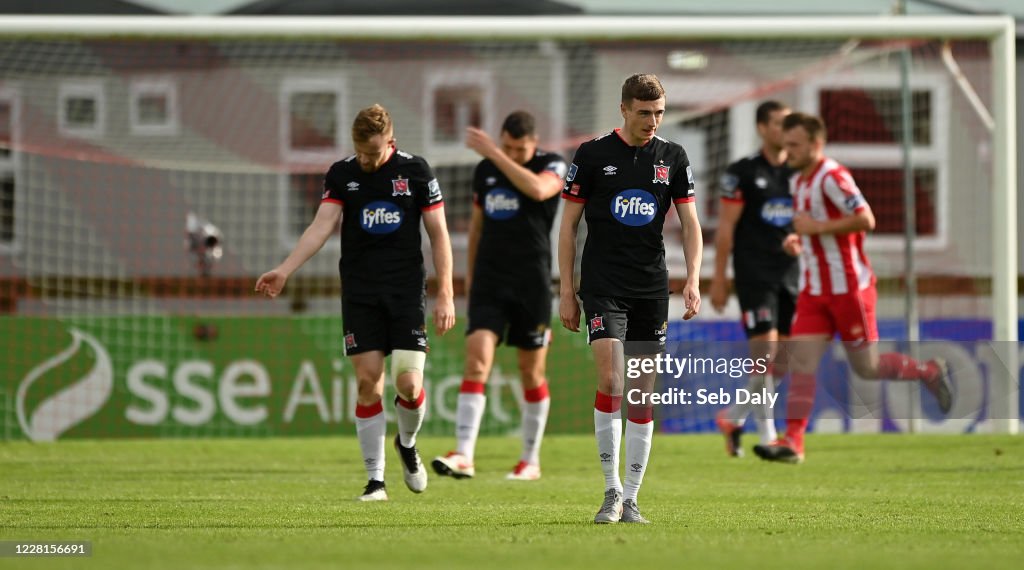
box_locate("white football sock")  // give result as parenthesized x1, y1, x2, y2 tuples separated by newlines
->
(455, 379, 486, 461)
(752, 374, 778, 444)
(395, 390, 425, 448)
(520, 383, 550, 465)
(355, 401, 386, 482)
(594, 392, 623, 493)
(623, 418, 653, 502)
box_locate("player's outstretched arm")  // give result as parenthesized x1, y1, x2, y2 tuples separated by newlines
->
(255, 201, 342, 298)
(465, 127, 562, 201)
(792, 207, 875, 236)
(710, 200, 742, 313)
(422, 206, 456, 335)
(675, 201, 703, 320)
(557, 200, 584, 332)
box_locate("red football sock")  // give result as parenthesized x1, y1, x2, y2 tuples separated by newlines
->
(877, 353, 939, 384)
(784, 372, 816, 452)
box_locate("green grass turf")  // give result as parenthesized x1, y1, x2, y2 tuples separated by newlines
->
(1, 434, 1022, 569)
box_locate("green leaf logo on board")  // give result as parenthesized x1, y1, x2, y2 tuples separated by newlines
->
(16, 328, 113, 441)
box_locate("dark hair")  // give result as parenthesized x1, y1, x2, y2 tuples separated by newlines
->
(352, 103, 392, 143)
(621, 73, 665, 104)
(782, 112, 827, 142)
(501, 110, 536, 139)
(756, 100, 789, 125)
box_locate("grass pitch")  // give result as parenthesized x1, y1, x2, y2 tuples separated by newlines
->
(1, 434, 1022, 569)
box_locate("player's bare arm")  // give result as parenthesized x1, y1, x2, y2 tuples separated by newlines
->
(422, 206, 456, 335)
(675, 200, 703, 320)
(710, 199, 743, 313)
(557, 200, 584, 332)
(255, 201, 342, 298)
(465, 127, 561, 201)
(792, 206, 875, 236)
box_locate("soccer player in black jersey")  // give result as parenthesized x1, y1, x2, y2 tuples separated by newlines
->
(558, 74, 703, 524)
(431, 111, 567, 482)
(710, 100, 799, 458)
(255, 104, 456, 502)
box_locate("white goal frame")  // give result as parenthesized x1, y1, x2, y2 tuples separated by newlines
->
(0, 15, 1016, 433)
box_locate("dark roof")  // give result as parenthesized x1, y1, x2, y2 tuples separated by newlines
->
(230, 0, 581, 15)
(0, 0, 164, 14)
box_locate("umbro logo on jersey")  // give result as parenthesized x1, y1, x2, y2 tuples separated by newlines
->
(391, 177, 411, 196)
(603, 165, 618, 176)
(755, 177, 768, 189)
(486, 176, 497, 186)
(347, 181, 360, 191)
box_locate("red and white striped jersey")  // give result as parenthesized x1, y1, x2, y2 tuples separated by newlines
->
(791, 157, 875, 296)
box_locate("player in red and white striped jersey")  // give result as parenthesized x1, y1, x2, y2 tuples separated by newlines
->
(754, 113, 953, 464)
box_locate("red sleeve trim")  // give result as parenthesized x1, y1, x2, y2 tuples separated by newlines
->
(853, 205, 869, 213)
(720, 196, 744, 204)
(562, 194, 586, 204)
(673, 197, 696, 204)
(421, 202, 444, 212)
(321, 198, 343, 206)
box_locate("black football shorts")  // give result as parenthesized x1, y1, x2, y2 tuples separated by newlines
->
(341, 289, 428, 356)
(579, 294, 668, 356)
(467, 279, 552, 350)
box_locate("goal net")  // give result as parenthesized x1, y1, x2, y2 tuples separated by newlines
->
(0, 16, 1016, 441)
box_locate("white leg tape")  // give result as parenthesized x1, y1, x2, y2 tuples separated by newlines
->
(392, 349, 426, 378)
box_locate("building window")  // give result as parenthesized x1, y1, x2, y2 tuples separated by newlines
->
(280, 77, 346, 163)
(424, 69, 494, 161)
(58, 81, 105, 138)
(800, 73, 949, 250)
(278, 77, 346, 247)
(130, 78, 179, 136)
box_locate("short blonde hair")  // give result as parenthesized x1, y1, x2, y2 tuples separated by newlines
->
(352, 104, 393, 143)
